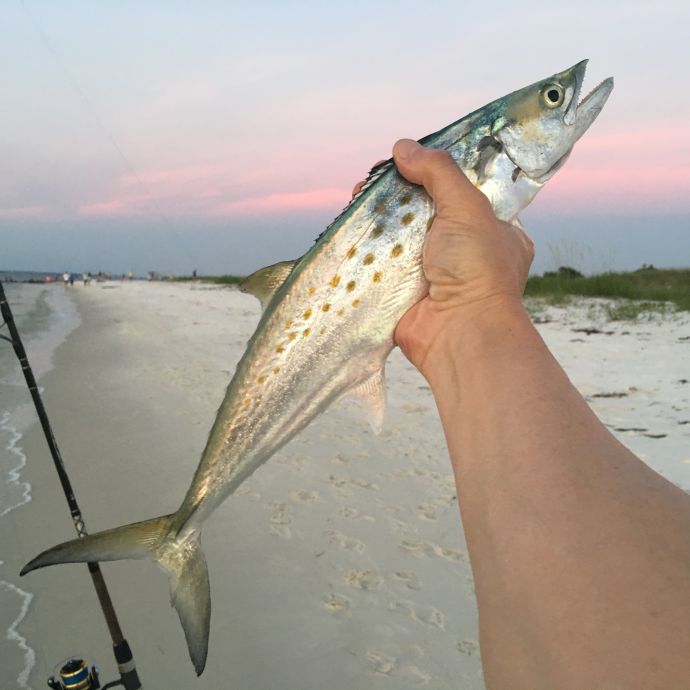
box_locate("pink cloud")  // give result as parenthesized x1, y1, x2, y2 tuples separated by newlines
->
(78, 200, 130, 216)
(212, 188, 350, 215)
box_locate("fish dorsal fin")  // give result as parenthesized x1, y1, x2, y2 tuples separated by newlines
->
(311, 158, 396, 246)
(344, 368, 387, 434)
(238, 260, 297, 311)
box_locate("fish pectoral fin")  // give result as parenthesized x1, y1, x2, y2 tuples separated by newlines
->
(511, 216, 527, 232)
(344, 368, 387, 434)
(238, 259, 298, 311)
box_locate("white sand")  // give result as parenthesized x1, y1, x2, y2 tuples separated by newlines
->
(1, 282, 688, 689)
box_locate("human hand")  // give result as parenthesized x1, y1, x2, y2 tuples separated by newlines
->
(391, 139, 534, 374)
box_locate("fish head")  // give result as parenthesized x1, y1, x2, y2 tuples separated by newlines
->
(493, 60, 613, 184)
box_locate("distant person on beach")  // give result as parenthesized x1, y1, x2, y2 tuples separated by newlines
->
(360, 139, 690, 689)
(62, 272, 69, 287)
(69, 273, 75, 286)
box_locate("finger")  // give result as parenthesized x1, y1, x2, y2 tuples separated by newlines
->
(352, 180, 365, 197)
(392, 139, 491, 222)
(352, 160, 387, 198)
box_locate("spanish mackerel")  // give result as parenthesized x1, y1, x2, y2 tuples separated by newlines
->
(22, 60, 613, 674)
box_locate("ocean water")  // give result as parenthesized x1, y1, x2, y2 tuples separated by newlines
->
(0, 283, 80, 689)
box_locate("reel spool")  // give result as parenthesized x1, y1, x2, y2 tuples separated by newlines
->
(47, 658, 100, 690)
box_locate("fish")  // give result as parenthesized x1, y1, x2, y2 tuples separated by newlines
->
(21, 60, 613, 674)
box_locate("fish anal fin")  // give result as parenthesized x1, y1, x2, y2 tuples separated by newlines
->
(344, 368, 387, 434)
(238, 260, 297, 311)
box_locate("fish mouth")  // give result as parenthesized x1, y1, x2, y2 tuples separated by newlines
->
(564, 60, 614, 127)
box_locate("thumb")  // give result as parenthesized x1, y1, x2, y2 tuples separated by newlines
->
(392, 139, 492, 223)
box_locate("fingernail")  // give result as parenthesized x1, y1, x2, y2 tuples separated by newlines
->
(395, 139, 419, 161)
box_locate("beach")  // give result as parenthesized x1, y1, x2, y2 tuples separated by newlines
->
(1, 281, 689, 690)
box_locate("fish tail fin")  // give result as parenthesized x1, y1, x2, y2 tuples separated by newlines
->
(20, 514, 211, 675)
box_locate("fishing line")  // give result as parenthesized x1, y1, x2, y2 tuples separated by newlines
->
(18, 0, 199, 269)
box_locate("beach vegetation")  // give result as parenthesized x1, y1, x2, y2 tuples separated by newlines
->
(524, 267, 690, 313)
(175, 275, 245, 285)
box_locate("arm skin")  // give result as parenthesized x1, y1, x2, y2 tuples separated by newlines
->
(378, 139, 690, 689)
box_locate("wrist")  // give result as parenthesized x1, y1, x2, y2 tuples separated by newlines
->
(418, 296, 536, 386)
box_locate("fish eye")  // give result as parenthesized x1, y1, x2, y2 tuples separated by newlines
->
(542, 84, 564, 108)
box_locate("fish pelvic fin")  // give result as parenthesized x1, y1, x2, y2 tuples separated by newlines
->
(20, 514, 211, 676)
(345, 367, 387, 434)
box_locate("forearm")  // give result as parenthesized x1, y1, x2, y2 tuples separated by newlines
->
(424, 301, 690, 689)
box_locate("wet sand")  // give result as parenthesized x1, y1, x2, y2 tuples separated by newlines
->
(2, 282, 689, 689)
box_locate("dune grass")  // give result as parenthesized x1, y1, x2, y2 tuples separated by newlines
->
(175, 275, 245, 285)
(524, 268, 690, 313)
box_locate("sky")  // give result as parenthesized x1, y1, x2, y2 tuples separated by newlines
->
(0, 0, 689, 276)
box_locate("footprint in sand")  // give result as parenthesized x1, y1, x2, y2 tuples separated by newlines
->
(401, 666, 432, 685)
(393, 571, 421, 590)
(323, 474, 348, 487)
(389, 600, 446, 629)
(269, 524, 291, 538)
(399, 540, 468, 563)
(235, 486, 261, 501)
(463, 575, 476, 602)
(350, 478, 379, 490)
(416, 503, 438, 522)
(338, 507, 359, 518)
(325, 530, 365, 553)
(415, 606, 445, 629)
(458, 638, 480, 656)
(291, 489, 319, 502)
(343, 571, 383, 590)
(321, 593, 351, 619)
(269, 502, 291, 537)
(332, 453, 349, 464)
(366, 650, 398, 675)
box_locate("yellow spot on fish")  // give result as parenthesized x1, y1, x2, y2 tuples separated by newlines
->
(276, 344, 284, 353)
(308, 286, 315, 295)
(320, 327, 327, 335)
(322, 303, 330, 312)
(303, 328, 311, 337)
(285, 320, 292, 328)
(402, 212, 415, 226)
(400, 193, 412, 205)
(257, 375, 264, 383)
(303, 309, 312, 320)
(289, 332, 296, 341)
(363, 253, 374, 266)
(243, 399, 250, 408)
(330, 275, 341, 288)
(346, 246, 357, 259)
(372, 272, 382, 283)
(274, 367, 280, 374)
(346, 280, 356, 292)
(391, 244, 403, 258)
(352, 299, 360, 308)
(426, 215, 436, 231)
(338, 308, 345, 316)
(371, 225, 384, 238)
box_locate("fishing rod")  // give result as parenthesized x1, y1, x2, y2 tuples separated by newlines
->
(0, 281, 143, 690)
